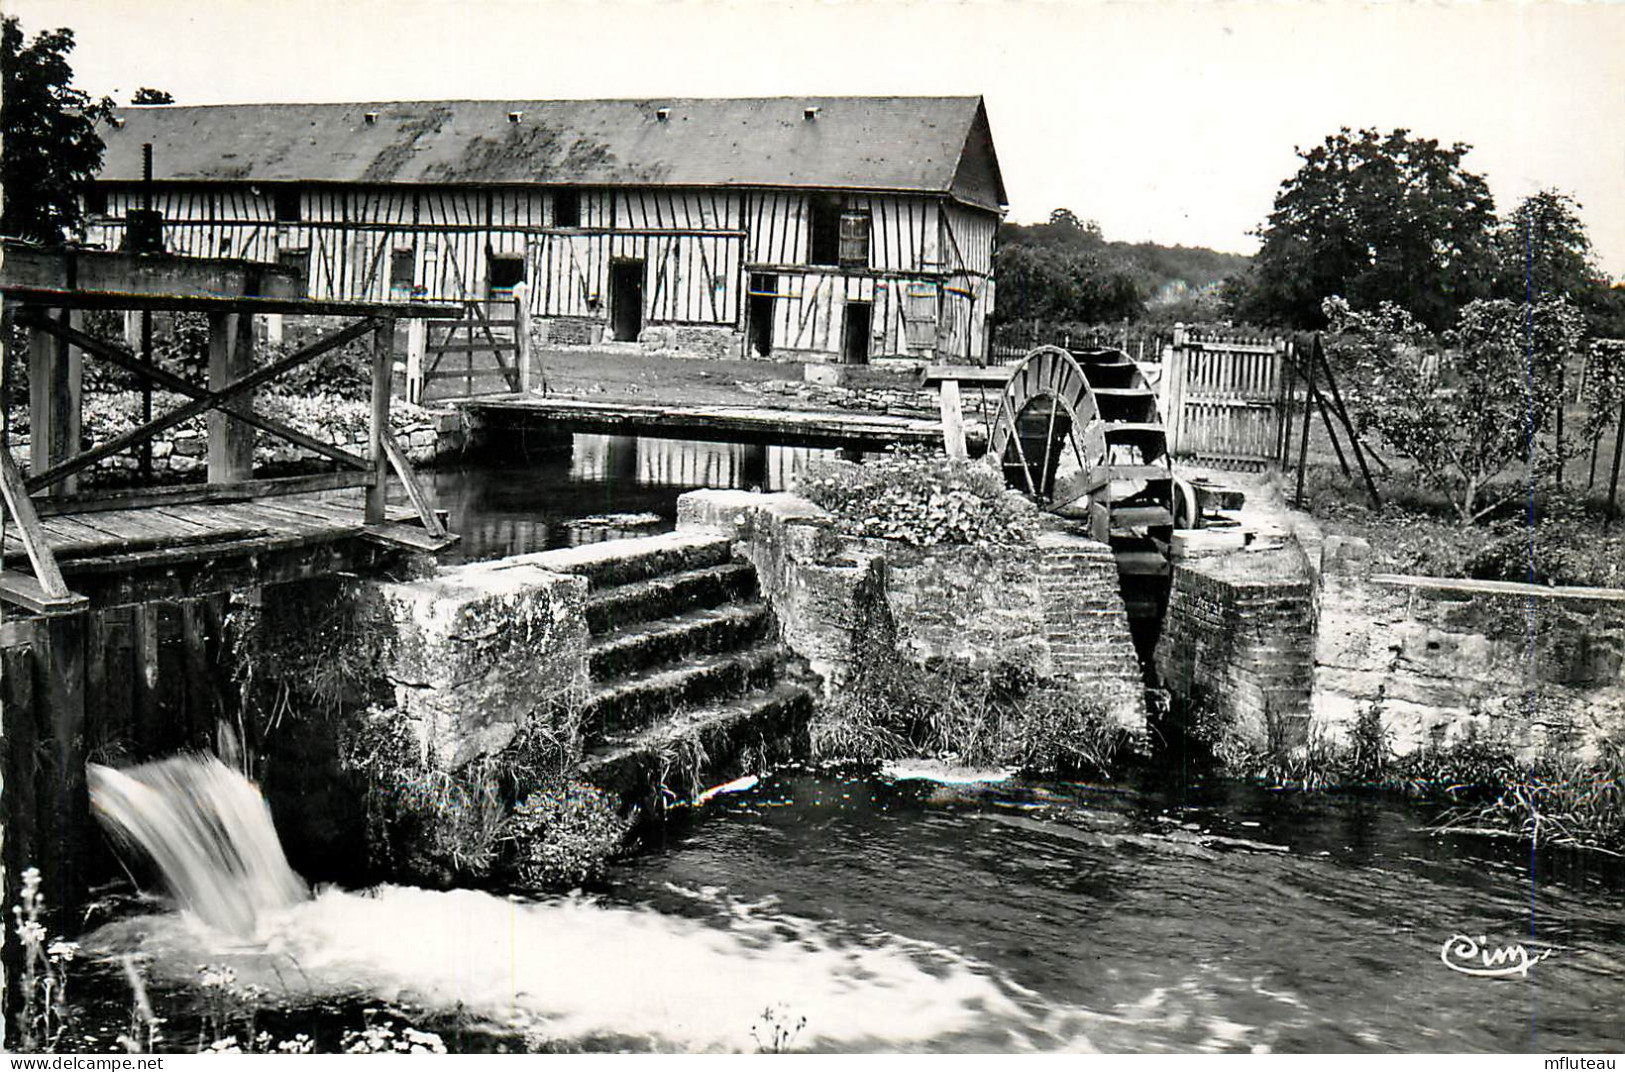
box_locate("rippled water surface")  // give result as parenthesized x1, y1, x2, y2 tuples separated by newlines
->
(84, 768, 1625, 1053)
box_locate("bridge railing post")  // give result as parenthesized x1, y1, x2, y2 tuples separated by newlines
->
(367, 315, 395, 525)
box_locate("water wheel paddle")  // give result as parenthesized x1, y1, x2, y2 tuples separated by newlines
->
(988, 345, 1176, 622)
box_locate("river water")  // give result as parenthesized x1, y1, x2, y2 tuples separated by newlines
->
(81, 764, 1625, 1053)
(68, 435, 1625, 1053)
(421, 434, 837, 563)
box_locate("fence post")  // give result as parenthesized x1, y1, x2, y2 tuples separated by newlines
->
(1163, 325, 1186, 456)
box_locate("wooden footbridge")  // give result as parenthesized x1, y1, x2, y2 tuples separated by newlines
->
(0, 243, 464, 913)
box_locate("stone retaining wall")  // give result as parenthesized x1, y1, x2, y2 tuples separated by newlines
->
(1155, 546, 1317, 748)
(358, 556, 591, 770)
(1313, 536, 1625, 762)
(675, 489, 1147, 732)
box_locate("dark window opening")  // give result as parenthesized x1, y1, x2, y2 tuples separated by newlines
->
(748, 272, 777, 358)
(488, 253, 525, 295)
(808, 195, 841, 265)
(273, 188, 302, 222)
(554, 189, 581, 228)
(839, 210, 871, 268)
(85, 187, 109, 216)
(390, 248, 416, 295)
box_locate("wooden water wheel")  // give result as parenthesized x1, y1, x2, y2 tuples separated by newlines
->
(987, 345, 1179, 621)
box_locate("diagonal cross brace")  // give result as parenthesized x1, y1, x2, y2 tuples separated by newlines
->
(17, 312, 375, 491)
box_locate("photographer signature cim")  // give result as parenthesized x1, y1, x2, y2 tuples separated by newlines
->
(1440, 934, 1557, 978)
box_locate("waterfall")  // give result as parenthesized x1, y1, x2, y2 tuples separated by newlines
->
(87, 755, 308, 937)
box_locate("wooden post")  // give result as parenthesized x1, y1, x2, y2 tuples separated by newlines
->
(40, 612, 88, 920)
(28, 308, 82, 496)
(405, 319, 427, 404)
(131, 604, 161, 746)
(1607, 400, 1625, 525)
(1294, 341, 1318, 509)
(513, 283, 535, 394)
(368, 316, 394, 524)
(1276, 339, 1296, 468)
(939, 378, 968, 461)
(1163, 329, 1185, 456)
(207, 312, 256, 484)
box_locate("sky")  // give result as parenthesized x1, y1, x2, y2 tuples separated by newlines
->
(11, 0, 1625, 278)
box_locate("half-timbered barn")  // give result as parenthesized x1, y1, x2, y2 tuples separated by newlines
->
(88, 97, 1007, 364)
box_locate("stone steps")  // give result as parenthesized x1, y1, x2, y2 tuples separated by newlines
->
(584, 562, 758, 634)
(525, 532, 734, 590)
(587, 601, 773, 680)
(564, 533, 814, 814)
(583, 642, 787, 737)
(580, 682, 814, 808)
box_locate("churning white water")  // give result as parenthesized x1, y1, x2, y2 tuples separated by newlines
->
(86, 755, 1071, 1052)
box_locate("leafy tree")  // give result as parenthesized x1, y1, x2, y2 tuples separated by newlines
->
(993, 242, 1144, 326)
(1, 16, 112, 244)
(1233, 128, 1496, 330)
(1325, 294, 1584, 522)
(130, 87, 173, 105)
(1493, 190, 1600, 303)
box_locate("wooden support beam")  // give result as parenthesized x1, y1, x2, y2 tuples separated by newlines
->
(40, 612, 89, 918)
(28, 309, 82, 495)
(19, 314, 373, 489)
(513, 283, 534, 394)
(207, 312, 256, 484)
(380, 427, 448, 538)
(368, 316, 394, 525)
(0, 443, 85, 615)
(938, 378, 968, 461)
(405, 319, 427, 404)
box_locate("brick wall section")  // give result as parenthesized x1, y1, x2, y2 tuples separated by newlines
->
(1155, 547, 1316, 747)
(1035, 532, 1147, 723)
(1314, 536, 1625, 761)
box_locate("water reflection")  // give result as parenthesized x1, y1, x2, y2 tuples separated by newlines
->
(420, 434, 840, 564)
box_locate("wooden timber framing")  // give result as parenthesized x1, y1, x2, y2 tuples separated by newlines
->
(86, 98, 1010, 365)
(0, 255, 462, 615)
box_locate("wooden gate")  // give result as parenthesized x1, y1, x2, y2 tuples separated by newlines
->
(1162, 327, 1291, 470)
(414, 297, 531, 402)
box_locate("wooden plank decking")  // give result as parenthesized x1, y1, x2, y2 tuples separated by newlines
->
(2, 493, 436, 568)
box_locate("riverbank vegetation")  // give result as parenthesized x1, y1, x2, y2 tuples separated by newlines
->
(1184, 695, 1625, 855)
(813, 646, 1132, 778)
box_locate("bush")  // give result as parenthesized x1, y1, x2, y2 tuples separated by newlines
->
(508, 780, 630, 891)
(813, 646, 1131, 777)
(797, 448, 1039, 549)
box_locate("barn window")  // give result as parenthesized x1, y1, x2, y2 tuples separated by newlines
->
(808, 195, 841, 266)
(553, 189, 581, 228)
(390, 248, 415, 295)
(839, 210, 871, 268)
(488, 253, 525, 294)
(273, 188, 302, 222)
(85, 187, 109, 216)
